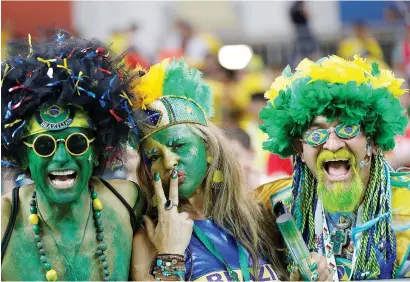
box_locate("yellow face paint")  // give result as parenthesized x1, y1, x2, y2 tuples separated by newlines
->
(316, 148, 364, 213)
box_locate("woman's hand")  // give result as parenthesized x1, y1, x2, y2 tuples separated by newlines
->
(143, 170, 194, 255)
(290, 252, 333, 281)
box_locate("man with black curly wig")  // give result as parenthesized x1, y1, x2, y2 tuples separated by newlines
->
(1, 31, 145, 281)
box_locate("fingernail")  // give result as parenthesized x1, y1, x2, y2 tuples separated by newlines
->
(171, 169, 178, 179)
(309, 262, 318, 271)
(154, 172, 160, 181)
(311, 270, 319, 281)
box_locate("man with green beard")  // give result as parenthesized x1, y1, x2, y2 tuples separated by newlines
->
(1, 32, 145, 281)
(256, 55, 410, 280)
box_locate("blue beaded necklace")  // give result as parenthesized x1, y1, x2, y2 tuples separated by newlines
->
(29, 186, 110, 281)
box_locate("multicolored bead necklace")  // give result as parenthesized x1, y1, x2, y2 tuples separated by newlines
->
(29, 186, 110, 281)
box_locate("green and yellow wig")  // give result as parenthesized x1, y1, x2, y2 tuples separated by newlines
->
(260, 55, 408, 158)
(260, 55, 408, 279)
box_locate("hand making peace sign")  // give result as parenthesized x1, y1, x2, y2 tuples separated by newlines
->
(143, 170, 194, 256)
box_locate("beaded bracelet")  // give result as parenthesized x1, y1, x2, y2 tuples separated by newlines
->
(150, 254, 186, 281)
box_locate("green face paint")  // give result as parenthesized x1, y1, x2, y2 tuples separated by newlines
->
(142, 124, 207, 199)
(1, 182, 136, 281)
(25, 128, 95, 204)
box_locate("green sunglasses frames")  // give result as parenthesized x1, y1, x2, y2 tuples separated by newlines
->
(303, 123, 361, 147)
(23, 132, 95, 158)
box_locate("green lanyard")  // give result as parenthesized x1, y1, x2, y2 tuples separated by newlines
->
(193, 224, 251, 282)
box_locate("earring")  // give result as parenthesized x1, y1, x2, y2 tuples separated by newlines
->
(360, 138, 372, 168)
(207, 152, 213, 164)
(207, 151, 223, 186)
(211, 169, 224, 190)
(212, 170, 224, 183)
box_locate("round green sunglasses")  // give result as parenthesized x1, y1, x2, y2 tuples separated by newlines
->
(303, 123, 361, 146)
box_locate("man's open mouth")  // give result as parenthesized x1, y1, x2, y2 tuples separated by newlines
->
(323, 159, 351, 181)
(48, 170, 77, 189)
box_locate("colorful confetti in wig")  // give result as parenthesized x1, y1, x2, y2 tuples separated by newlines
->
(1, 30, 140, 174)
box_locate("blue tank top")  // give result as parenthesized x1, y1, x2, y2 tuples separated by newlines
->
(184, 220, 280, 281)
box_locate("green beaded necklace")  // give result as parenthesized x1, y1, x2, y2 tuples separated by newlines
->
(29, 186, 110, 281)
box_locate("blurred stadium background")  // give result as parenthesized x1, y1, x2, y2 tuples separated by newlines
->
(2, 1, 410, 193)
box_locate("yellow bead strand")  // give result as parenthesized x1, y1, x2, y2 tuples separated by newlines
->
(29, 214, 39, 225)
(46, 269, 57, 281)
(93, 198, 103, 211)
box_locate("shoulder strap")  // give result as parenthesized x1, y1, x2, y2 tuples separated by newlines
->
(1, 186, 20, 262)
(99, 178, 139, 235)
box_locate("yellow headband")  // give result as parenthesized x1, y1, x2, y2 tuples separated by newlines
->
(21, 104, 94, 138)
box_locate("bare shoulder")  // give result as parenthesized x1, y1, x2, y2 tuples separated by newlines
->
(131, 229, 157, 281)
(1, 193, 12, 240)
(106, 179, 139, 204)
(93, 178, 147, 218)
(93, 178, 140, 206)
(1, 185, 35, 240)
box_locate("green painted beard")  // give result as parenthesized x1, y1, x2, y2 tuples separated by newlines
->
(26, 128, 95, 204)
(316, 149, 364, 213)
(142, 124, 208, 199)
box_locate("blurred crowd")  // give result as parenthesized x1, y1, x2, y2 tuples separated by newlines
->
(2, 1, 410, 195)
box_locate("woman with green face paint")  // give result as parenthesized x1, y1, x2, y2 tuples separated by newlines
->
(130, 58, 288, 281)
(1, 32, 146, 281)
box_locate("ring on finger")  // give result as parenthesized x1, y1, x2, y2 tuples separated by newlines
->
(310, 270, 319, 281)
(169, 196, 179, 205)
(164, 199, 177, 210)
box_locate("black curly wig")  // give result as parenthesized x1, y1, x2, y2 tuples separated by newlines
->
(1, 30, 140, 176)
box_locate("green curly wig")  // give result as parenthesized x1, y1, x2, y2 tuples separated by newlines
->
(260, 55, 408, 158)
